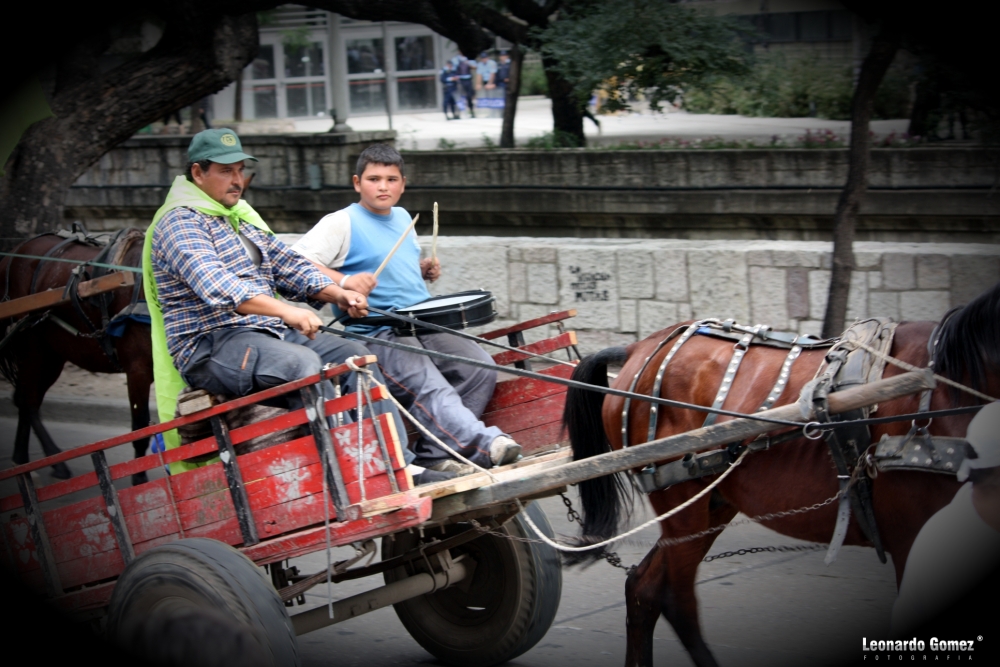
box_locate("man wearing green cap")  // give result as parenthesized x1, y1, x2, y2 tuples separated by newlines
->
(144, 129, 408, 475)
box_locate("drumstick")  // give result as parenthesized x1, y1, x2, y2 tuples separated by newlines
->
(373, 213, 419, 279)
(432, 202, 439, 263)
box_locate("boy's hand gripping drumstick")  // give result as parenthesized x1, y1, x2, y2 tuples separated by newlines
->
(373, 213, 419, 279)
(432, 202, 439, 262)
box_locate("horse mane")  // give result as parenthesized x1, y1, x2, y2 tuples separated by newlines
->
(933, 280, 1000, 397)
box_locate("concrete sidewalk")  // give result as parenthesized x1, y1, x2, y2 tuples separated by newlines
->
(251, 96, 910, 150)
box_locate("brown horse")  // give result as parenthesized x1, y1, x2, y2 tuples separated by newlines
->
(0, 228, 153, 484)
(563, 282, 998, 667)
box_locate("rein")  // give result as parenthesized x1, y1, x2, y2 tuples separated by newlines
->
(320, 324, 984, 432)
(0, 251, 143, 274)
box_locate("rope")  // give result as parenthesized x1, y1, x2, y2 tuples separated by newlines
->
(854, 340, 998, 402)
(0, 251, 142, 273)
(341, 357, 499, 483)
(511, 448, 749, 553)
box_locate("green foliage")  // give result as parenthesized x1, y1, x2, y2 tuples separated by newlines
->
(436, 137, 459, 150)
(524, 130, 583, 149)
(519, 60, 549, 97)
(481, 133, 498, 150)
(281, 27, 311, 51)
(539, 0, 750, 113)
(683, 53, 913, 121)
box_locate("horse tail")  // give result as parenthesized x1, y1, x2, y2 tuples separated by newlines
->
(562, 345, 630, 560)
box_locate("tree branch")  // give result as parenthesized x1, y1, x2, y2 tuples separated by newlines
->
(822, 23, 900, 338)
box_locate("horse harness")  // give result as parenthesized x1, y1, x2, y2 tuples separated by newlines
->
(625, 317, 970, 564)
(9, 224, 147, 371)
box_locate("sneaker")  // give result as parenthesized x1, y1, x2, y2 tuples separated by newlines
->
(413, 468, 459, 485)
(489, 436, 522, 466)
(426, 459, 477, 475)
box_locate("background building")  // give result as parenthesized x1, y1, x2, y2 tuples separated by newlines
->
(210, 5, 462, 128)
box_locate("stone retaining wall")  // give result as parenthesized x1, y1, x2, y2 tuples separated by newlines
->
(279, 235, 1000, 355)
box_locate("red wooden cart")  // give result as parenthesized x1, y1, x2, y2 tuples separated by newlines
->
(0, 309, 581, 667)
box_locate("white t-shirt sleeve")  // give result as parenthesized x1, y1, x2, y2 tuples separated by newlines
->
(292, 209, 352, 269)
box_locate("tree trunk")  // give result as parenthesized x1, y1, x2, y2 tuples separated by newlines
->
(544, 63, 585, 146)
(0, 14, 258, 247)
(822, 25, 900, 338)
(500, 45, 523, 148)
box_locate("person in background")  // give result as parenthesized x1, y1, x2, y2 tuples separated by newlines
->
(454, 55, 476, 118)
(440, 60, 459, 120)
(496, 51, 512, 91)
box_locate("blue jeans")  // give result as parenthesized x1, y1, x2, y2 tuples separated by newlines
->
(181, 327, 411, 462)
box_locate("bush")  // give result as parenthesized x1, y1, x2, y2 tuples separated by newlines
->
(524, 130, 581, 149)
(519, 60, 549, 97)
(683, 53, 912, 121)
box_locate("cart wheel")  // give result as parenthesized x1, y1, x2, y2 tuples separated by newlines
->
(382, 502, 562, 666)
(107, 538, 300, 667)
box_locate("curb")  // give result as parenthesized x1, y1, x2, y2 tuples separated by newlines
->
(0, 395, 156, 428)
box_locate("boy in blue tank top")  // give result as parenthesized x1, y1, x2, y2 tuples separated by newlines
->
(293, 145, 521, 476)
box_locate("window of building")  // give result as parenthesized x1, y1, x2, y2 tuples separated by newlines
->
(394, 35, 436, 111)
(346, 37, 387, 113)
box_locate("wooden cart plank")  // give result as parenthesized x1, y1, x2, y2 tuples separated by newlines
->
(491, 332, 577, 367)
(483, 364, 574, 412)
(479, 310, 577, 340)
(482, 393, 565, 434)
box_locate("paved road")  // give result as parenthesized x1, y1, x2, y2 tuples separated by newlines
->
(1, 418, 898, 667)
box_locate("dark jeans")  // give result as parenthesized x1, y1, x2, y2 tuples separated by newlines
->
(181, 327, 411, 461)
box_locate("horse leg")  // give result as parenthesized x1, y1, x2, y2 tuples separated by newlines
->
(29, 411, 73, 479)
(126, 369, 152, 486)
(12, 353, 72, 479)
(624, 546, 671, 667)
(649, 491, 738, 667)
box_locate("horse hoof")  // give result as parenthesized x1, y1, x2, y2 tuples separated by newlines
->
(51, 463, 73, 480)
(131, 472, 149, 486)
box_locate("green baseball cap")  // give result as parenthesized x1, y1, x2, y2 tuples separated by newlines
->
(187, 128, 258, 164)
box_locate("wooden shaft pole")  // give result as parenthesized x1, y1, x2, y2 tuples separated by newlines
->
(430, 370, 936, 519)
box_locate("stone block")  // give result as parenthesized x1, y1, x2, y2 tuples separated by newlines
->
(799, 320, 824, 337)
(846, 270, 868, 321)
(509, 262, 527, 302)
(687, 250, 749, 321)
(558, 249, 619, 330)
(808, 270, 830, 321)
(749, 266, 788, 329)
(786, 267, 810, 320)
(523, 247, 557, 263)
(916, 255, 949, 289)
(513, 303, 554, 344)
(950, 255, 1000, 307)
(508, 248, 523, 262)
(882, 253, 916, 290)
(868, 271, 882, 290)
(527, 263, 559, 304)
(772, 250, 822, 268)
(575, 330, 637, 356)
(820, 253, 833, 270)
(617, 250, 655, 299)
(677, 302, 693, 322)
(619, 299, 638, 333)
(900, 291, 950, 322)
(855, 252, 882, 269)
(430, 245, 510, 318)
(747, 250, 773, 266)
(653, 249, 689, 301)
(638, 301, 679, 340)
(868, 291, 899, 320)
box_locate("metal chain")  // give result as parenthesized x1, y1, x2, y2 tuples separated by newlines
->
(467, 484, 849, 575)
(702, 544, 826, 563)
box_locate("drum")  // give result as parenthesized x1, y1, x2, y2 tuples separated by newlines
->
(348, 290, 497, 335)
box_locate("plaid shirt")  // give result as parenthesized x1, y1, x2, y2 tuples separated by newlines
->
(151, 207, 333, 370)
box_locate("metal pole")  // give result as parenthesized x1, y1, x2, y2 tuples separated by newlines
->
(381, 21, 393, 130)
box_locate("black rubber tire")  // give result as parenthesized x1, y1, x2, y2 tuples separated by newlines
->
(383, 503, 562, 666)
(107, 538, 300, 667)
